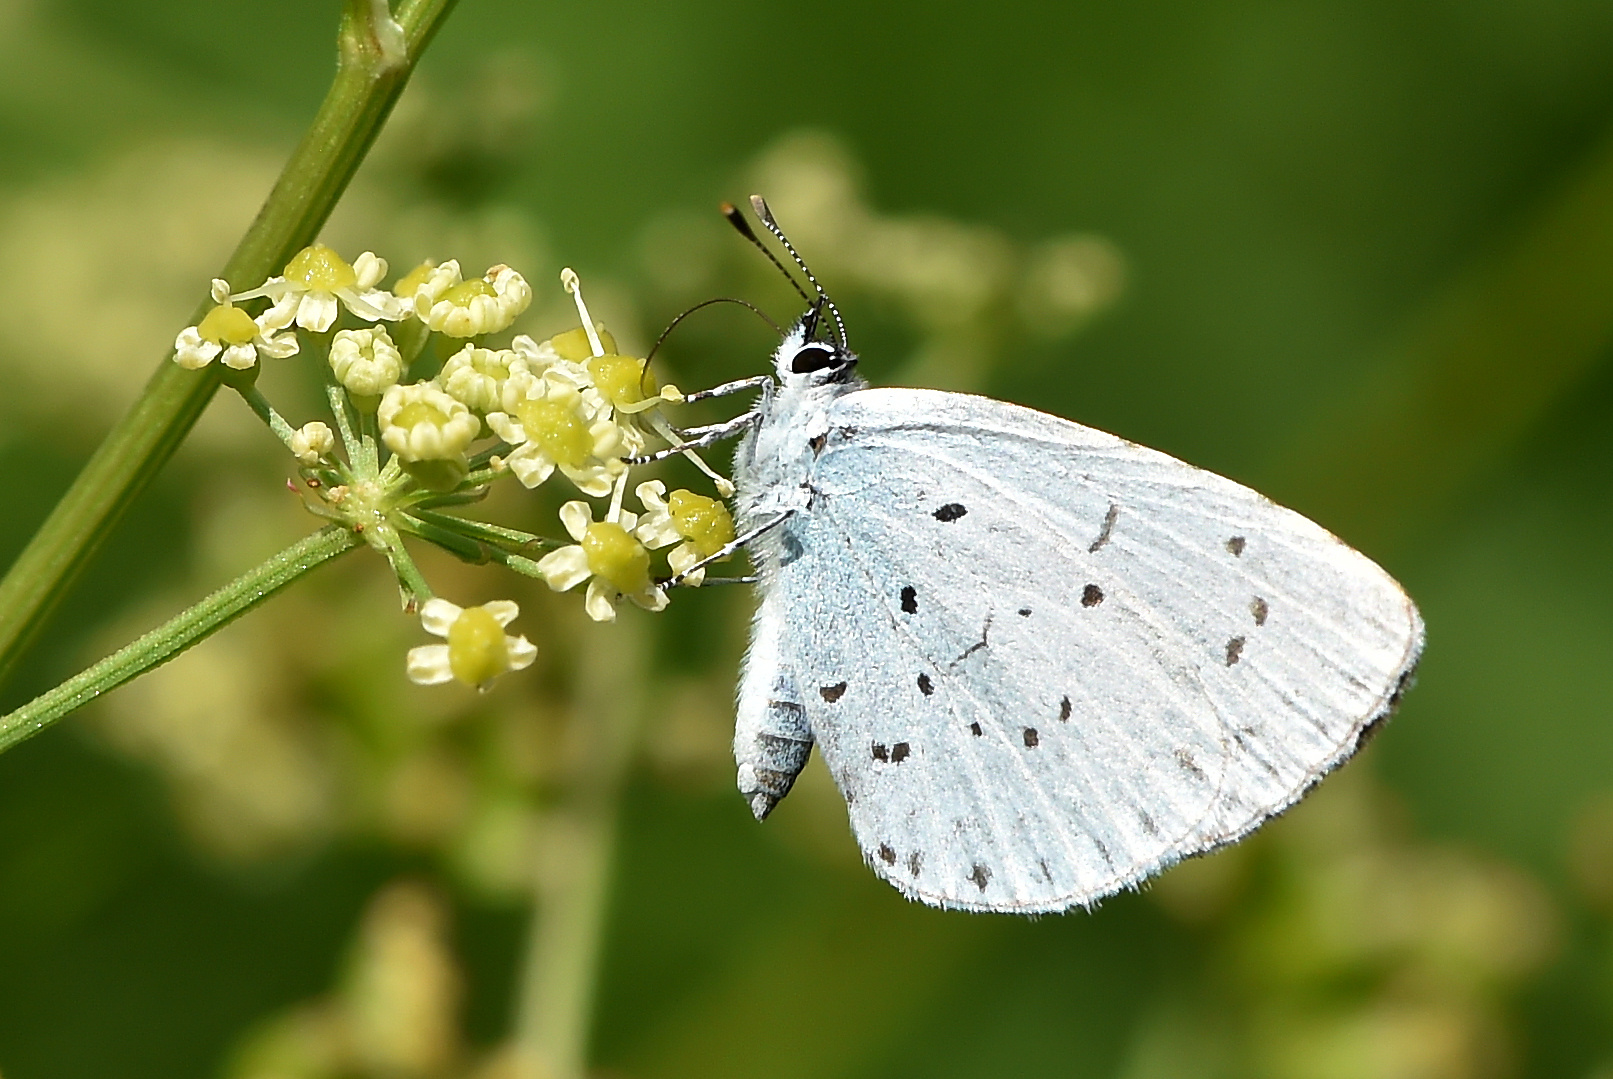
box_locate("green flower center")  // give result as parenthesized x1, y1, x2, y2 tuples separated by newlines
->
(582, 522, 651, 594)
(393, 400, 452, 430)
(446, 606, 509, 686)
(668, 490, 735, 557)
(197, 304, 259, 346)
(394, 261, 436, 297)
(441, 279, 495, 306)
(283, 243, 357, 292)
(516, 398, 592, 468)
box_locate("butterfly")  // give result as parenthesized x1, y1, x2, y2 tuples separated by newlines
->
(672, 196, 1423, 914)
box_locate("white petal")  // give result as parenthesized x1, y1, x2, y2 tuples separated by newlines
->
(256, 331, 300, 359)
(505, 634, 538, 671)
(536, 545, 591, 591)
(209, 279, 232, 303)
(353, 251, 388, 289)
(298, 292, 339, 333)
(485, 411, 525, 444)
(419, 597, 463, 637)
(583, 578, 619, 622)
(259, 290, 301, 330)
(636, 515, 681, 549)
(482, 600, 520, 626)
(406, 644, 455, 685)
(558, 501, 593, 542)
(561, 464, 614, 498)
(342, 287, 406, 322)
(221, 343, 258, 370)
(505, 450, 555, 489)
(631, 585, 669, 612)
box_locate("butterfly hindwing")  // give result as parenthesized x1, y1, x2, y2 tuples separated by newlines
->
(769, 388, 1422, 913)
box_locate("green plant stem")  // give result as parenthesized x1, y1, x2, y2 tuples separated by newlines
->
(0, 0, 458, 690)
(513, 615, 645, 1079)
(240, 386, 300, 450)
(0, 527, 359, 754)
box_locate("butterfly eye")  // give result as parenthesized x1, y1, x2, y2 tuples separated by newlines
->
(790, 343, 840, 374)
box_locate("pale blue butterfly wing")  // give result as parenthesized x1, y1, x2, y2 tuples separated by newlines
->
(764, 387, 1422, 913)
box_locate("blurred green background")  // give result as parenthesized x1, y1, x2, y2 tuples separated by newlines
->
(3, 0, 1613, 1076)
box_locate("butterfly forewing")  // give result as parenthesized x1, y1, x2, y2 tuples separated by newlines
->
(772, 388, 1422, 913)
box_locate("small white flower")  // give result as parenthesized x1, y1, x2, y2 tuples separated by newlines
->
(173, 279, 299, 371)
(377, 382, 481, 462)
(328, 326, 404, 397)
(289, 421, 336, 465)
(234, 245, 405, 333)
(406, 598, 536, 689)
(536, 501, 667, 622)
(634, 480, 736, 586)
(484, 365, 625, 496)
(439, 343, 520, 414)
(411, 261, 532, 338)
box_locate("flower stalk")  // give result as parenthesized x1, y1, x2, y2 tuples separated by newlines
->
(0, 0, 459, 689)
(0, 527, 360, 754)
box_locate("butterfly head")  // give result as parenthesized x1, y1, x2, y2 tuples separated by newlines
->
(775, 301, 858, 387)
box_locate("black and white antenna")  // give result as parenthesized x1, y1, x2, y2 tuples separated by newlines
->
(723, 196, 848, 350)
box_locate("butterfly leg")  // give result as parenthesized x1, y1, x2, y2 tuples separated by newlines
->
(664, 510, 790, 588)
(625, 411, 761, 466)
(678, 374, 772, 404)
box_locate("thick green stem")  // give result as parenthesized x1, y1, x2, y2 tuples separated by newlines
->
(0, 527, 359, 754)
(0, 0, 458, 689)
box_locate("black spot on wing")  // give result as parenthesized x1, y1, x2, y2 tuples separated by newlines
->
(1059, 695, 1071, 721)
(917, 673, 934, 696)
(820, 681, 847, 702)
(1226, 536, 1246, 556)
(900, 585, 918, 614)
(1251, 597, 1269, 626)
(1139, 810, 1159, 836)
(969, 722, 983, 737)
(969, 864, 992, 892)
(877, 843, 896, 865)
(872, 743, 888, 762)
(1018, 607, 1031, 617)
(809, 433, 827, 455)
(1023, 727, 1040, 748)
(890, 742, 910, 763)
(933, 502, 967, 522)
(907, 851, 923, 876)
(1226, 636, 1245, 666)
(1081, 584, 1104, 607)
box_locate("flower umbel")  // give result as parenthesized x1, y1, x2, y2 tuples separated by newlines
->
(235, 244, 405, 333)
(537, 501, 668, 621)
(173, 279, 299, 370)
(406, 598, 536, 689)
(635, 480, 735, 585)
